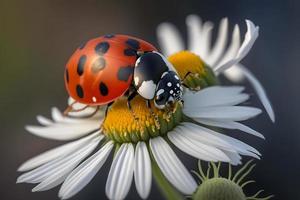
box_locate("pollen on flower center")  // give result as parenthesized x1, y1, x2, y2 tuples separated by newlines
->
(102, 96, 183, 143)
(168, 51, 206, 78)
(168, 51, 218, 90)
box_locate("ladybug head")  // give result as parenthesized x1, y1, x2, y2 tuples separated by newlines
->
(154, 71, 183, 109)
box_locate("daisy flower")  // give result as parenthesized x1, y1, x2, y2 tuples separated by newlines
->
(17, 17, 270, 200)
(17, 86, 263, 199)
(157, 15, 275, 122)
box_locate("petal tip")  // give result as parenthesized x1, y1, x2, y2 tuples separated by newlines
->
(16, 177, 23, 184)
(17, 165, 26, 172)
(186, 14, 202, 26)
(25, 125, 35, 133)
(31, 188, 38, 192)
(269, 112, 276, 123)
(157, 22, 173, 32)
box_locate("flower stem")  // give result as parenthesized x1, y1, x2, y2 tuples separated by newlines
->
(151, 158, 184, 200)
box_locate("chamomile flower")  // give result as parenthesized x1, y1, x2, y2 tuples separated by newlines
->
(17, 85, 263, 200)
(157, 15, 275, 122)
(17, 17, 271, 200)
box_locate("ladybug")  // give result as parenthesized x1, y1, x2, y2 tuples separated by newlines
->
(65, 34, 183, 113)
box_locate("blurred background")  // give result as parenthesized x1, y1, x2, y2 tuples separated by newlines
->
(0, 0, 299, 199)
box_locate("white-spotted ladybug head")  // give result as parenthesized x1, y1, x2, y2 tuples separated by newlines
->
(154, 71, 183, 109)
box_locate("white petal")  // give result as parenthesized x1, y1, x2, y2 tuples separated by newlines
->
(198, 21, 214, 60)
(183, 86, 245, 101)
(106, 143, 134, 200)
(26, 119, 102, 141)
(183, 86, 249, 108)
(215, 24, 241, 68)
(217, 25, 245, 82)
(238, 64, 275, 122)
(223, 65, 245, 82)
(17, 131, 101, 172)
(51, 107, 65, 122)
(184, 106, 262, 121)
(186, 15, 203, 55)
(31, 137, 100, 192)
(157, 23, 184, 56)
(195, 118, 265, 139)
(182, 122, 260, 159)
(51, 107, 102, 124)
(206, 18, 229, 66)
(223, 150, 242, 165)
(236, 20, 259, 59)
(168, 129, 231, 162)
(184, 93, 249, 108)
(150, 137, 197, 194)
(178, 123, 237, 153)
(134, 142, 151, 199)
(36, 115, 53, 126)
(17, 136, 102, 185)
(204, 127, 261, 158)
(59, 141, 114, 199)
(214, 20, 259, 73)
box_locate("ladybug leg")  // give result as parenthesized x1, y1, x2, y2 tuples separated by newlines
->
(127, 90, 137, 110)
(182, 71, 194, 81)
(182, 71, 201, 91)
(64, 104, 100, 119)
(181, 82, 190, 89)
(163, 106, 173, 121)
(104, 101, 114, 118)
(146, 100, 160, 129)
(63, 101, 89, 116)
(180, 99, 184, 106)
(73, 106, 100, 119)
(63, 105, 73, 116)
(100, 101, 114, 129)
(127, 90, 139, 121)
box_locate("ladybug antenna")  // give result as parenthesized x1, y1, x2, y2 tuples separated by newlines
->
(136, 51, 144, 56)
(64, 104, 101, 119)
(136, 50, 153, 56)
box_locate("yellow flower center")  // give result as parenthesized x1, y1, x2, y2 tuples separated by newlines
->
(102, 96, 183, 143)
(168, 51, 218, 90)
(168, 50, 206, 79)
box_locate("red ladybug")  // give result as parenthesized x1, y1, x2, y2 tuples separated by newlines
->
(65, 34, 183, 111)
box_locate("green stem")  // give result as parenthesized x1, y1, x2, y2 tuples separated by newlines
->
(151, 158, 184, 200)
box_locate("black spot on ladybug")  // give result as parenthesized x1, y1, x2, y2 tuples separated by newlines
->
(77, 55, 87, 76)
(104, 34, 115, 38)
(95, 42, 110, 54)
(124, 48, 136, 56)
(117, 66, 134, 82)
(126, 39, 140, 50)
(78, 42, 86, 50)
(91, 57, 106, 73)
(76, 85, 84, 98)
(99, 82, 109, 96)
(65, 69, 69, 83)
